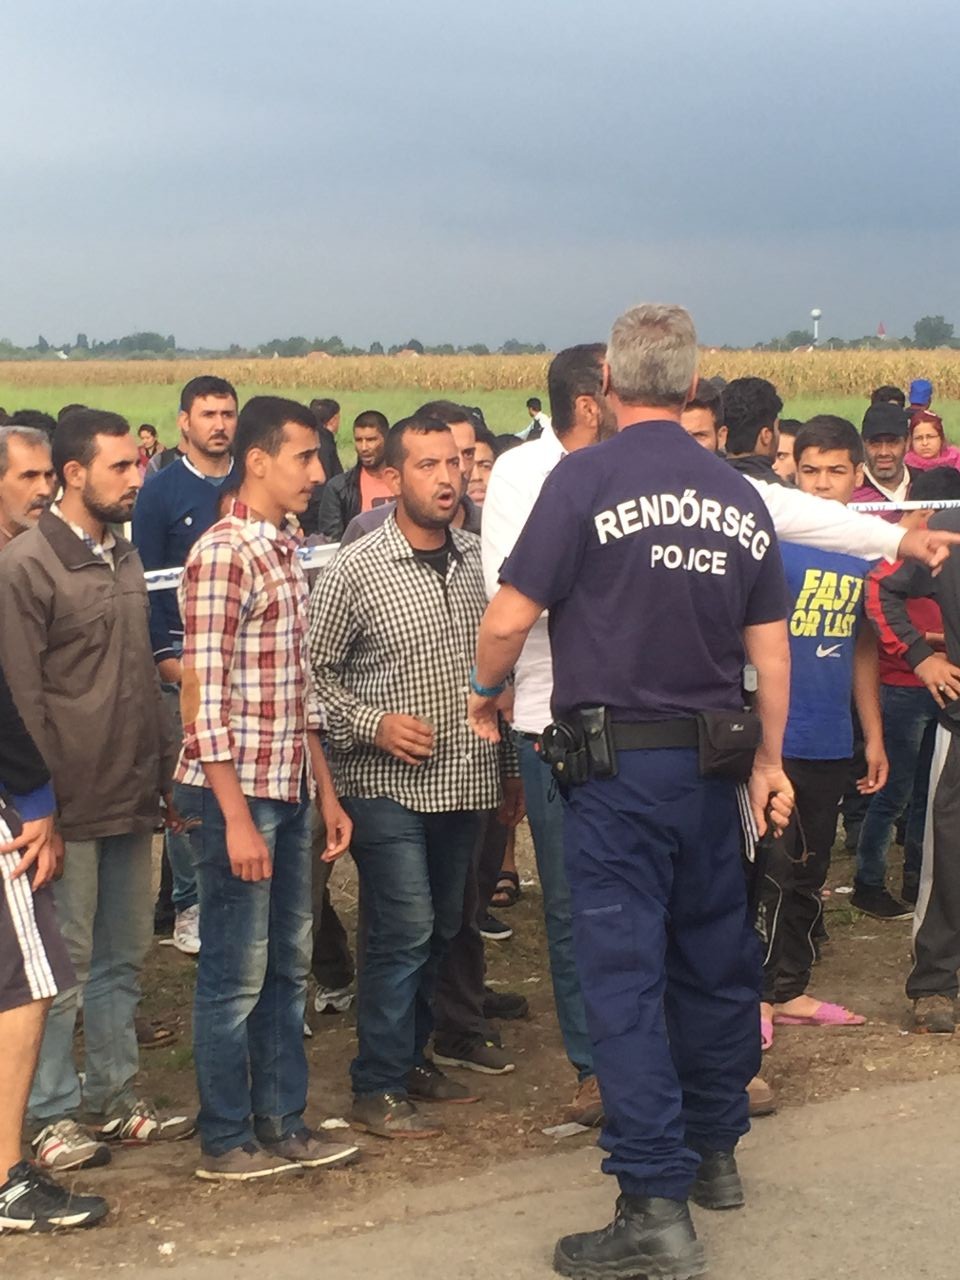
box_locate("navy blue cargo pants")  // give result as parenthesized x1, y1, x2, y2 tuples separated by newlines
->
(562, 747, 761, 1201)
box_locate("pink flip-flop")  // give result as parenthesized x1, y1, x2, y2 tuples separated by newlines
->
(761, 1016, 774, 1051)
(773, 1001, 866, 1027)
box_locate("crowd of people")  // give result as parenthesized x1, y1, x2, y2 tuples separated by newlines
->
(2, 318, 960, 1280)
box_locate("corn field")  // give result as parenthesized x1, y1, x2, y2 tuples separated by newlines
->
(1, 350, 959, 398)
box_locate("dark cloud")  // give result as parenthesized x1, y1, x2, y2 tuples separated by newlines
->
(3, 0, 957, 349)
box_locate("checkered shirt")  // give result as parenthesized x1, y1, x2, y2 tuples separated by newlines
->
(176, 499, 321, 802)
(50, 503, 117, 569)
(308, 512, 502, 812)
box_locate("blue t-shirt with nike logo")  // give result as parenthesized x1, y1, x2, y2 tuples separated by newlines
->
(781, 541, 870, 760)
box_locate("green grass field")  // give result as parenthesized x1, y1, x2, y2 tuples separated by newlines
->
(0, 384, 542, 446)
(4, 384, 959, 450)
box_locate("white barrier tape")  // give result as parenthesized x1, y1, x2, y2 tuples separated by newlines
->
(143, 500, 960, 591)
(849, 499, 960, 514)
(145, 543, 340, 592)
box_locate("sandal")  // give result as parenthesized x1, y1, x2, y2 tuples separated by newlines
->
(490, 871, 521, 909)
(773, 1001, 865, 1027)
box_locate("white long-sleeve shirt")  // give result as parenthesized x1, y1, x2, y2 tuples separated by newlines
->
(481, 436, 906, 736)
(744, 477, 903, 561)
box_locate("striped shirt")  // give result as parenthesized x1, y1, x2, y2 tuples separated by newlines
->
(176, 499, 321, 802)
(308, 513, 501, 813)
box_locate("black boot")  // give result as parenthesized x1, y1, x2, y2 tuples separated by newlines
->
(554, 1194, 706, 1279)
(690, 1149, 744, 1210)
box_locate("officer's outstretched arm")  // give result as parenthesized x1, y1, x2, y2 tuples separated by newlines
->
(742, 619, 794, 838)
(469, 586, 545, 742)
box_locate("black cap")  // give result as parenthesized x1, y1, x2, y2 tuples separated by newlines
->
(862, 402, 908, 441)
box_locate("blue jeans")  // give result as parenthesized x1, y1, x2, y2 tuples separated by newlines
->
(516, 734, 594, 1081)
(186, 783, 313, 1156)
(856, 685, 939, 889)
(28, 832, 153, 1123)
(160, 683, 197, 912)
(343, 798, 480, 1097)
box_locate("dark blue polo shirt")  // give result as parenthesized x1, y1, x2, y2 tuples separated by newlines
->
(499, 420, 788, 722)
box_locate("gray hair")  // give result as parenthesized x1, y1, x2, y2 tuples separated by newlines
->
(0, 426, 51, 479)
(606, 304, 698, 408)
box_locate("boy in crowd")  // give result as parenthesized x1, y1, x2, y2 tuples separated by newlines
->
(761, 417, 887, 1038)
(177, 396, 358, 1180)
(855, 467, 960, 917)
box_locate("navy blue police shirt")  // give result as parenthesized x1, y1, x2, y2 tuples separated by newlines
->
(499, 420, 789, 722)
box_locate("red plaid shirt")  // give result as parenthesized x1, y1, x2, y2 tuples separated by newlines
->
(176, 499, 321, 802)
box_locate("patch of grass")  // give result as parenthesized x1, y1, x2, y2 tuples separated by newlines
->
(0, 383, 537, 447)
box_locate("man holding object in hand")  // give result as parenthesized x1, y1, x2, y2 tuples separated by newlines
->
(469, 305, 793, 1280)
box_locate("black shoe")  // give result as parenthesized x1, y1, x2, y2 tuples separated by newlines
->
(554, 1194, 706, 1280)
(690, 1149, 744, 1210)
(478, 912, 513, 941)
(407, 1061, 479, 1104)
(901, 874, 920, 906)
(433, 1038, 515, 1074)
(850, 882, 912, 920)
(0, 1161, 108, 1232)
(482, 988, 529, 1021)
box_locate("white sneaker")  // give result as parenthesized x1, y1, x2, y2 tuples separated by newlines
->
(313, 985, 354, 1015)
(171, 904, 200, 956)
(31, 1119, 111, 1172)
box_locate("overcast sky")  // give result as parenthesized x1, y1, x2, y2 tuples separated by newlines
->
(3, 0, 958, 349)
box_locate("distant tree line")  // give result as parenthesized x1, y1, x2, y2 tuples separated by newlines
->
(0, 331, 549, 362)
(756, 315, 957, 352)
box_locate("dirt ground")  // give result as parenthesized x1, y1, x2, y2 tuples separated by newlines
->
(7, 823, 959, 1271)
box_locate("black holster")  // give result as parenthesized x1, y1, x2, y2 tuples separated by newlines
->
(538, 706, 618, 788)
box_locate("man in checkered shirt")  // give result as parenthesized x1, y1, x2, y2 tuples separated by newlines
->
(309, 413, 505, 1139)
(177, 396, 358, 1183)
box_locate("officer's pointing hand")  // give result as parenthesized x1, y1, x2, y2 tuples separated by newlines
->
(468, 693, 501, 743)
(898, 527, 960, 576)
(748, 762, 794, 838)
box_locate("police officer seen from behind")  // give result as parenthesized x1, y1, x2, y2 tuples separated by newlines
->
(468, 304, 794, 1280)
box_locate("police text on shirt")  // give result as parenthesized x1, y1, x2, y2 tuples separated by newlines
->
(594, 487, 771, 574)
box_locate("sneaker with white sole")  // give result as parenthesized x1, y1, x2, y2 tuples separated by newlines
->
(171, 904, 201, 955)
(195, 1141, 302, 1182)
(0, 1161, 109, 1232)
(31, 1120, 111, 1173)
(92, 1099, 195, 1145)
(262, 1128, 360, 1168)
(313, 984, 354, 1015)
(478, 912, 513, 941)
(433, 1038, 516, 1075)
